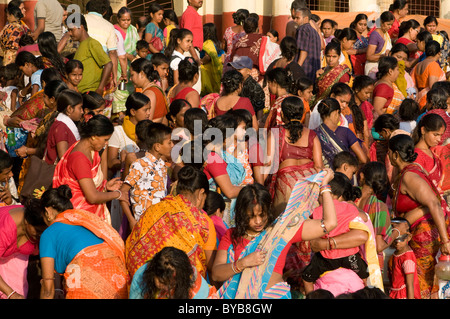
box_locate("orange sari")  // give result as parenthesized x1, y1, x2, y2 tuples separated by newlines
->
(54, 209, 128, 299)
(411, 61, 446, 110)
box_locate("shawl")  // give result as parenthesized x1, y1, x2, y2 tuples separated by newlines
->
(122, 115, 136, 142)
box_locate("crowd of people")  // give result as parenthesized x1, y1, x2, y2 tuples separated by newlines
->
(0, 0, 450, 300)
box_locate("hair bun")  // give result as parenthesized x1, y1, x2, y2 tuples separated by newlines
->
(57, 184, 73, 200)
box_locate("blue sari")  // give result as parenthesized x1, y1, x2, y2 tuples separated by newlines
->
(217, 172, 325, 299)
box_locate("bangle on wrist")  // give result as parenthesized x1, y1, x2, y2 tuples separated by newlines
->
(320, 218, 329, 235)
(114, 189, 122, 200)
(7, 290, 16, 299)
(330, 237, 337, 249)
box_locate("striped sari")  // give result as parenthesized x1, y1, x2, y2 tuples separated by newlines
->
(216, 172, 324, 299)
(55, 209, 128, 299)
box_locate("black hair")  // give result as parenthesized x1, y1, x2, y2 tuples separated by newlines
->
(184, 107, 208, 137)
(306, 289, 335, 299)
(82, 91, 105, 112)
(265, 67, 294, 94)
(6, 2, 23, 20)
(179, 138, 206, 170)
(144, 122, 172, 150)
(176, 165, 209, 196)
(163, 9, 179, 25)
(380, 11, 395, 24)
(166, 99, 191, 124)
(417, 30, 433, 44)
(333, 27, 357, 42)
(0, 149, 13, 172)
(317, 97, 341, 120)
(388, 134, 418, 162)
(86, 0, 109, 14)
(373, 113, 400, 133)
(56, 89, 83, 114)
(424, 15, 439, 27)
(65, 59, 83, 75)
(232, 8, 249, 25)
(412, 113, 446, 144)
(44, 80, 68, 100)
(232, 183, 274, 247)
(203, 23, 221, 51)
(150, 52, 169, 66)
(40, 67, 62, 87)
(23, 197, 47, 240)
(148, 2, 164, 17)
(243, 15, 259, 34)
(329, 172, 361, 201)
(165, 28, 193, 59)
(281, 95, 304, 143)
(330, 82, 353, 97)
(398, 98, 420, 121)
(203, 191, 225, 216)
(206, 113, 238, 145)
(178, 58, 199, 83)
(332, 151, 358, 170)
(376, 56, 398, 80)
(125, 92, 150, 117)
(324, 41, 341, 56)
(135, 119, 152, 147)
(425, 40, 441, 57)
(136, 39, 149, 51)
(350, 14, 368, 30)
(398, 19, 420, 38)
(79, 114, 114, 138)
(389, 0, 408, 12)
(321, 19, 338, 29)
(352, 75, 374, 93)
(295, 76, 313, 93)
(38, 32, 66, 77)
(130, 58, 160, 82)
(117, 6, 132, 19)
(291, 0, 308, 11)
(426, 87, 449, 110)
(1, 63, 20, 83)
(268, 29, 279, 40)
(390, 42, 409, 57)
(221, 69, 244, 95)
(15, 50, 43, 69)
(19, 34, 35, 47)
(279, 36, 297, 61)
(227, 108, 252, 130)
(41, 185, 74, 213)
(141, 247, 194, 299)
(360, 161, 388, 195)
(432, 81, 450, 95)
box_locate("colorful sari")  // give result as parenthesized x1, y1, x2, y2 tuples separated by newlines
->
(411, 60, 446, 110)
(315, 123, 349, 168)
(385, 82, 405, 115)
(393, 163, 450, 299)
(311, 64, 351, 107)
(352, 35, 369, 76)
(200, 40, 223, 96)
(365, 30, 392, 79)
(0, 21, 27, 65)
(54, 209, 128, 299)
(216, 172, 324, 299)
(264, 93, 292, 130)
(114, 24, 139, 89)
(125, 194, 215, 279)
(52, 142, 109, 223)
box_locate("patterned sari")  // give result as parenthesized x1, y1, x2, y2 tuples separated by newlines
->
(264, 93, 292, 130)
(0, 21, 27, 65)
(54, 209, 128, 299)
(393, 163, 450, 299)
(216, 172, 324, 299)
(351, 35, 368, 76)
(52, 142, 109, 223)
(315, 123, 349, 168)
(125, 194, 214, 280)
(311, 64, 351, 107)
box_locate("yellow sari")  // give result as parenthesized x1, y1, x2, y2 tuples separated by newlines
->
(200, 40, 223, 96)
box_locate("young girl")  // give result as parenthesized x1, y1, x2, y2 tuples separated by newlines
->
(165, 28, 193, 87)
(0, 63, 21, 111)
(150, 53, 170, 93)
(145, 2, 165, 59)
(388, 217, 421, 299)
(424, 15, 450, 72)
(15, 50, 44, 97)
(398, 98, 419, 133)
(45, 89, 84, 165)
(416, 30, 433, 62)
(352, 75, 374, 131)
(82, 91, 105, 122)
(167, 57, 200, 108)
(64, 59, 83, 92)
(201, 23, 225, 96)
(163, 9, 178, 47)
(295, 76, 313, 127)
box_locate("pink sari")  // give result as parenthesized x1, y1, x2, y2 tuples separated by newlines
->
(52, 142, 109, 223)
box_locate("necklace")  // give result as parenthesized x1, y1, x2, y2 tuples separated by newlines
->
(245, 231, 261, 238)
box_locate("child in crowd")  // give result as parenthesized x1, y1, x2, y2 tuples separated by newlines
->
(15, 51, 43, 97)
(295, 76, 313, 126)
(388, 217, 421, 299)
(352, 75, 375, 131)
(0, 149, 18, 205)
(165, 28, 193, 87)
(150, 53, 170, 92)
(302, 172, 368, 294)
(120, 122, 173, 228)
(163, 9, 178, 47)
(203, 190, 227, 242)
(332, 151, 359, 183)
(398, 99, 419, 133)
(134, 40, 150, 61)
(0, 63, 20, 111)
(64, 59, 83, 92)
(82, 91, 105, 122)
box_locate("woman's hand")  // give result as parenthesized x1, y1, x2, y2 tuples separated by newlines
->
(106, 177, 123, 192)
(240, 249, 267, 269)
(14, 145, 28, 158)
(441, 241, 450, 255)
(321, 168, 334, 186)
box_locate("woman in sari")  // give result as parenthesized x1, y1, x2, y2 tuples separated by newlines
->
(130, 58, 168, 124)
(349, 14, 369, 76)
(312, 42, 351, 107)
(314, 97, 368, 168)
(388, 0, 409, 41)
(0, 3, 27, 66)
(412, 113, 446, 193)
(212, 170, 337, 299)
(114, 7, 139, 92)
(38, 185, 128, 299)
(129, 247, 217, 299)
(125, 165, 217, 280)
(265, 96, 323, 217)
(424, 15, 450, 73)
(396, 19, 420, 61)
(52, 115, 126, 224)
(372, 56, 401, 117)
(223, 9, 249, 68)
(365, 11, 395, 79)
(389, 134, 450, 299)
(200, 23, 224, 96)
(411, 40, 446, 111)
